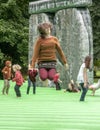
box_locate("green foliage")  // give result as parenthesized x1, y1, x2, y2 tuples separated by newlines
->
(94, 59, 100, 67)
(0, 50, 4, 60)
(0, 0, 29, 78)
(89, 0, 100, 61)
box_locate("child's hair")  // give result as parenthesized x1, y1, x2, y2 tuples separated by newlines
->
(5, 60, 11, 66)
(38, 22, 52, 38)
(13, 64, 21, 71)
(84, 55, 91, 69)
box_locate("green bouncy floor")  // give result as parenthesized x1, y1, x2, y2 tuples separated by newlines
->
(0, 80, 100, 130)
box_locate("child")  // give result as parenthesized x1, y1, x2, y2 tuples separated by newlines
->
(1, 60, 12, 95)
(64, 79, 81, 93)
(77, 56, 91, 101)
(12, 64, 24, 97)
(88, 79, 100, 96)
(30, 22, 69, 90)
(27, 62, 38, 94)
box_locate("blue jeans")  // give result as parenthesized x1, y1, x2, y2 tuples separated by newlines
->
(14, 85, 21, 97)
(27, 77, 36, 94)
(80, 83, 88, 101)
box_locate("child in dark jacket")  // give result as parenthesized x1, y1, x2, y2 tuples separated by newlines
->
(12, 64, 24, 97)
(26, 61, 38, 94)
(27, 67, 38, 94)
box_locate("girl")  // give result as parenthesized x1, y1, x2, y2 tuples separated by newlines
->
(12, 64, 24, 97)
(30, 22, 69, 90)
(77, 56, 91, 101)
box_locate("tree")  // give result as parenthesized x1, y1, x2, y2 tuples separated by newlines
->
(89, 0, 100, 64)
(0, 0, 99, 78)
(0, 0, 29, 78)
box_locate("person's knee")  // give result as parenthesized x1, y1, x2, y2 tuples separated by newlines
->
(39, 68, 48, 81)
(83, 89, 88, 94)
(48, 69, 56, 80)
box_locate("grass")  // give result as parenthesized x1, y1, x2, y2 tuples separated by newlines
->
(94, 70, 100, 82)
(96, 71, 100, 77)
(0, 80, 100, 130)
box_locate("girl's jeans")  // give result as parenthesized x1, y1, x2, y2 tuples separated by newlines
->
(80, 83, 88, 101)
(14, 85, 21, 97)
(27, 77, 36, 94)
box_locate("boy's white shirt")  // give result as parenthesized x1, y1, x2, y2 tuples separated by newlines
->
(90, 79, 100, 90)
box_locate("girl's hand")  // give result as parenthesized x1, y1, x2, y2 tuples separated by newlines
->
(84, 83, 88, 88)
(64, 63, 69, 70)
(28, 66, 33, 70)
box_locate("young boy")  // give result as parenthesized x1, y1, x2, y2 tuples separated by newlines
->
(89, 79, 100, 96)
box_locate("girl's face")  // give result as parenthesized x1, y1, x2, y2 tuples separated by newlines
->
(45, 28, 51, 35)
(9, 64, 12, 67)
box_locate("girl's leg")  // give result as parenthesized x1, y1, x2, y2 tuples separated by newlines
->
(48, 68, 56, 80)
(55, 82, 61, 90)
(27, 86, 30, 94)
(2, 79, 7, 94)
(39, 68, 48, 81)
(6, 80, 10, 94)
(48, 69, 61, 90)
(33, 82, 36, 94)
(27, 78, 31, 94)
(80, 83, 88, 101)
(14, 85, 21, 97)
(28, 77, 31, 87)
(92, 88, 95, 96)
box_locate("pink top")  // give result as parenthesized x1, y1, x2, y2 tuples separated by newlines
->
(12, 71, 24, 86)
